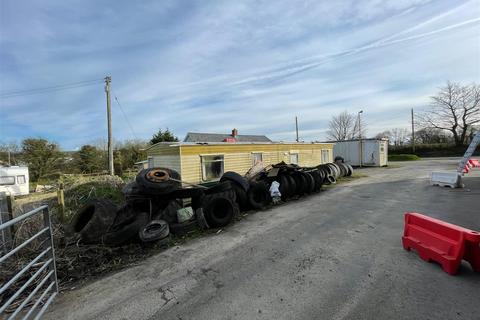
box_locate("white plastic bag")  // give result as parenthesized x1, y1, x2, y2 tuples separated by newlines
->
(269, 181, 281, 198)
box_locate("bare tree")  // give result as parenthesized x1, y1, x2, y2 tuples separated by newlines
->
(375, 130, 391, 140)
(0, 141, 20, 165)
(390, 128, 409, 146)
(326, 111, 356, 141)
(415, 128, 452, 144)
(419, 81, 480, 146)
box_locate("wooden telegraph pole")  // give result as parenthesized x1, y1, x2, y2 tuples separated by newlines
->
(295, 116, 299, 142)
(104, 76, 114, 175)
(411, 108, 415, 153)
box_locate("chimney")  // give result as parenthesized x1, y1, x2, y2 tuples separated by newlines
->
(231, 128, 238, 138)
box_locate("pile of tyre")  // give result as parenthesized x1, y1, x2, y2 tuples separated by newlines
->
(244, 161, 353, 209)
(71, 167, 242, 246)
(71, 162, 353, 246)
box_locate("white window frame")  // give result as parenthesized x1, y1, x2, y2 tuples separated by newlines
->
(0, 176, 15, 186)
(17, 175, 26, 184)
(251, 152, 263, 166)
(321, 149, 330, 163)
(201, 154, 225, 182)
(290, 153, 299, 165)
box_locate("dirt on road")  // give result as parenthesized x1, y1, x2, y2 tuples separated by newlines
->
(45, 159, 480, 320)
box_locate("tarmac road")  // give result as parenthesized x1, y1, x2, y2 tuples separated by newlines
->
(45, 159, 480, 320)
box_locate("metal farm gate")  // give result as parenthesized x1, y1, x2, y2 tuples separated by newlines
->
(0, 202, 58, 319)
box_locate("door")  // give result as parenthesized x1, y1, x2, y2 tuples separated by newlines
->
(379, 141, 387, 166)
(362, 141, 377, 165)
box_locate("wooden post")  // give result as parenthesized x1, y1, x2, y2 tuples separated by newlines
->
(0, 192, 14, 252)
(411, 108, 416, 153)
(57, 183, 65, 223)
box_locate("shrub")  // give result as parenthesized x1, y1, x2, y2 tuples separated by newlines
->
(388, 154, 421, 161)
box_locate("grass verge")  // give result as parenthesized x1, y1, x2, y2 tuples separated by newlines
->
(388, 154, 421, 161)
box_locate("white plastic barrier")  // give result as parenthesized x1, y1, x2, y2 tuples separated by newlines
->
(431, 171, 463, 188)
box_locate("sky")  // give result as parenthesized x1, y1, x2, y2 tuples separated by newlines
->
(0, 0, 479, 150)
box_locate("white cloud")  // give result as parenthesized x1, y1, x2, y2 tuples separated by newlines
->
(0, 0, 479, 148)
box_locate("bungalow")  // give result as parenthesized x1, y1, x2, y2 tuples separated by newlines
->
(145, 129, 334, 184)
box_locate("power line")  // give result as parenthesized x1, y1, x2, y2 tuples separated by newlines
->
(112, 92, 139, 140)
(0, 79, 103, 98)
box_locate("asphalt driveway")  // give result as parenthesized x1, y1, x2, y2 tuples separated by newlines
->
(45, 159, 480, 320)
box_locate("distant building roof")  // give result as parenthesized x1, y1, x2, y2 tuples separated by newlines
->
(184, 128, 272, 143)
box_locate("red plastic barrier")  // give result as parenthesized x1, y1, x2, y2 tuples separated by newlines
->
(402, 212, 480, 275)
(468, 159, 479, 168)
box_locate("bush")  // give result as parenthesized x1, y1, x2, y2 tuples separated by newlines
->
(389, 154, 421, 161)
(389, 143, 479, 157)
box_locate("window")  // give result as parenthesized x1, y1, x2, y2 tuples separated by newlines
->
(380, 145, 385, 152)
(201, 155, 224, 181)
(252, 153, 263, 166)
(290, 153, 299, 165)
(17, 175, 26, 184)
(0, 176, 15, 185)
(321, 150, 330, 163)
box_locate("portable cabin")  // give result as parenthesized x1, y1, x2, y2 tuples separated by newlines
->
(146, 142, 335, 184)
(0, 166, 30, 196)
(333, 139, 388, 167)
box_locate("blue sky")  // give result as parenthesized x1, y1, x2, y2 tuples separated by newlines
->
(1, 0, 479, 150)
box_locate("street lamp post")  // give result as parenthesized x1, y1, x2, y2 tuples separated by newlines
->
(358, 110, 363, 167)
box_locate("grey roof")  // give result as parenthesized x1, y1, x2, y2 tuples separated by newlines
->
(184, 132, 272, 143)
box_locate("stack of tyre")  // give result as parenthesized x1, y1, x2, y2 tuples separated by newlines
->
(71, 167, 241, 246)
(71, 163, 353, 246)
(241, 161, 354, 208)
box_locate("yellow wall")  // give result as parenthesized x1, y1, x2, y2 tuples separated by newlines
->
(147, 143, 334, 184)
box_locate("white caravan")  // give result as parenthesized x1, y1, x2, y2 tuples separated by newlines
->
(0, 166, 30, 196)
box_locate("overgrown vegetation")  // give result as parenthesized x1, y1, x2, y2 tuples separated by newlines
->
(0, 138, 148, 183)
(388, 154, 421, 161)
(389, 143, 479, 157)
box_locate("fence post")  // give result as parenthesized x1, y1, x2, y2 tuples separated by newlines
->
(0, 192, 14, 254)
(57, 183, 65, 223)
(42, 206, 59, 293)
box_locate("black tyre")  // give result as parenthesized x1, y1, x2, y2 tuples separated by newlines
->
(220, 172, 249, 192)
(311, 170, 323, 192)
(231, 183, 250, 211)
(136, 167, 181, 194)
(168, 187, 205, 199)
(304, 172, 316, 194)
(169, 219, 199, 235)
(203, 197, 239, 228)
(331, 163, 341, 178)
(154, 200, 182, 224)
(247, 181, 271, 209)
(277, 174, 290, 201)
(205, 181, 233, 195)
(346, 164, 354, 176)
(139, 220, 170, 243)
(196, 208, 210, 229)
(71, 200, 118, 244)
(326, 175, 336, 184)
(285, 174, 296, 198)
(291, 172, 307, 195)
(102, 211, 149, 246)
